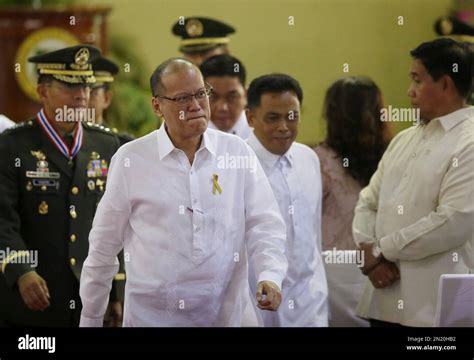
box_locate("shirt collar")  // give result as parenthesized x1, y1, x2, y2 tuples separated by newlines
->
(156, 122, 216, 160)
(246, 130, 293, 169)
(209, 111, 246, 135)
(207, 119, 218, 130)
(229, 111, 247, 135)
(432, 106, 474, 132)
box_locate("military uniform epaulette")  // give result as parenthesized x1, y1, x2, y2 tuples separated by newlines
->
(83, 121, 116, 136)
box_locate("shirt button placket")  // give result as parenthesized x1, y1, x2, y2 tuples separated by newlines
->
(189, 167, 204, 258)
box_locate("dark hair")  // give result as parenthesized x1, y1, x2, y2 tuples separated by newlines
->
(149, 57, 195, 96)
(410, 38, 473, 99)
(199, 54, 246, 86)
(37, 75, 54, 85)
(247, 73, 303, 110)
(322, 76, 391, 186)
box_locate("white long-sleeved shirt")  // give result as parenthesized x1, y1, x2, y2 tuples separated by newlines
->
(0, 115, 15, 134)
(247, 131, 328, 327)
(353, 106, 474, 327)
(208, 111, 251, 140)
(79, 125, 288, 327)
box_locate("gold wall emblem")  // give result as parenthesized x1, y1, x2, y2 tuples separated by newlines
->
(14, 27, 79, 102)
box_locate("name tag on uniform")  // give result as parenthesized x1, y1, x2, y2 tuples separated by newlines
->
(26, 171, 60, 179)
(33, 179, 59, 189)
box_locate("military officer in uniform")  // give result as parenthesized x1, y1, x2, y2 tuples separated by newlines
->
(172, 16, 236, 66)
(89, 56, 134, 145)
(89, 56, 130, 325)
(0, 45, 123, 326)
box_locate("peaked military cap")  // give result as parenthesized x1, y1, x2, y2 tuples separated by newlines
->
(434, 17, 474, 43)
(172, 16, 235, 53)
(28, 45, 102, 85)
(91, 56, 119, 87)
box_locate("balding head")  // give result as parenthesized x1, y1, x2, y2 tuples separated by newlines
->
(150, 57, 210, 142)
(150, 58, 202, 96)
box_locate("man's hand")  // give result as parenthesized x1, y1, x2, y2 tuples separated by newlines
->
(368, 260, 400, 288)
(17, 271, 50, 311)
(359, 242, 382, 275)
(103, 301, 123, 327)
(256, 281, 282, 311)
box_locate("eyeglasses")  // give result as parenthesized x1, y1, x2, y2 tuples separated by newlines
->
(155, 84, 213, 105)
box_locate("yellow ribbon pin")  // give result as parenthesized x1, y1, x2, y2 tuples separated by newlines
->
(212, 173, 222, 195)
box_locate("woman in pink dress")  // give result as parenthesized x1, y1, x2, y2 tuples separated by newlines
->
(314, 76, 391, 326)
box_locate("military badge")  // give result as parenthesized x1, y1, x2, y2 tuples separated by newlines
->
(86, 152, 108, 178)
(87, 180, 95, 191)
(100, 159, 108, 177)
(96, 179, 105, 192)
(31, 150, 48, 172)
(186, 18, 204, 37)
(27, 150, 60, 179)
(38, 201, 48, 215)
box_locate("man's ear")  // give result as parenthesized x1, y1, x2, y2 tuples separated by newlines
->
(443, 74, 465, 99)
(37, 83, 48, 102)
(151, 96, 163, 118)
(441, 74, 455, 93)
(104, 89, 113, 109)
(246, 108, 254, 127)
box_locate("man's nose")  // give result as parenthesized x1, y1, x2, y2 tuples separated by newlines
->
(407, 84, 415, 98)
(277, 119, 289, 132)
(187, 95, 202, 111)
(215, 98, 229, 111)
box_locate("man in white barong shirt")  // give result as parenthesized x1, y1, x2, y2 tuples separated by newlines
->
(79, 58, 288, 327)
(246, 74, 328, 327)
(353, 38, 474, 327)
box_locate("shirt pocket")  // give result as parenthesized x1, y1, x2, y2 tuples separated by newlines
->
(200, 172, 239, 256)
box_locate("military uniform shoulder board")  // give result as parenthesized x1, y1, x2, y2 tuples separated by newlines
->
(83, 122, 113, 135)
